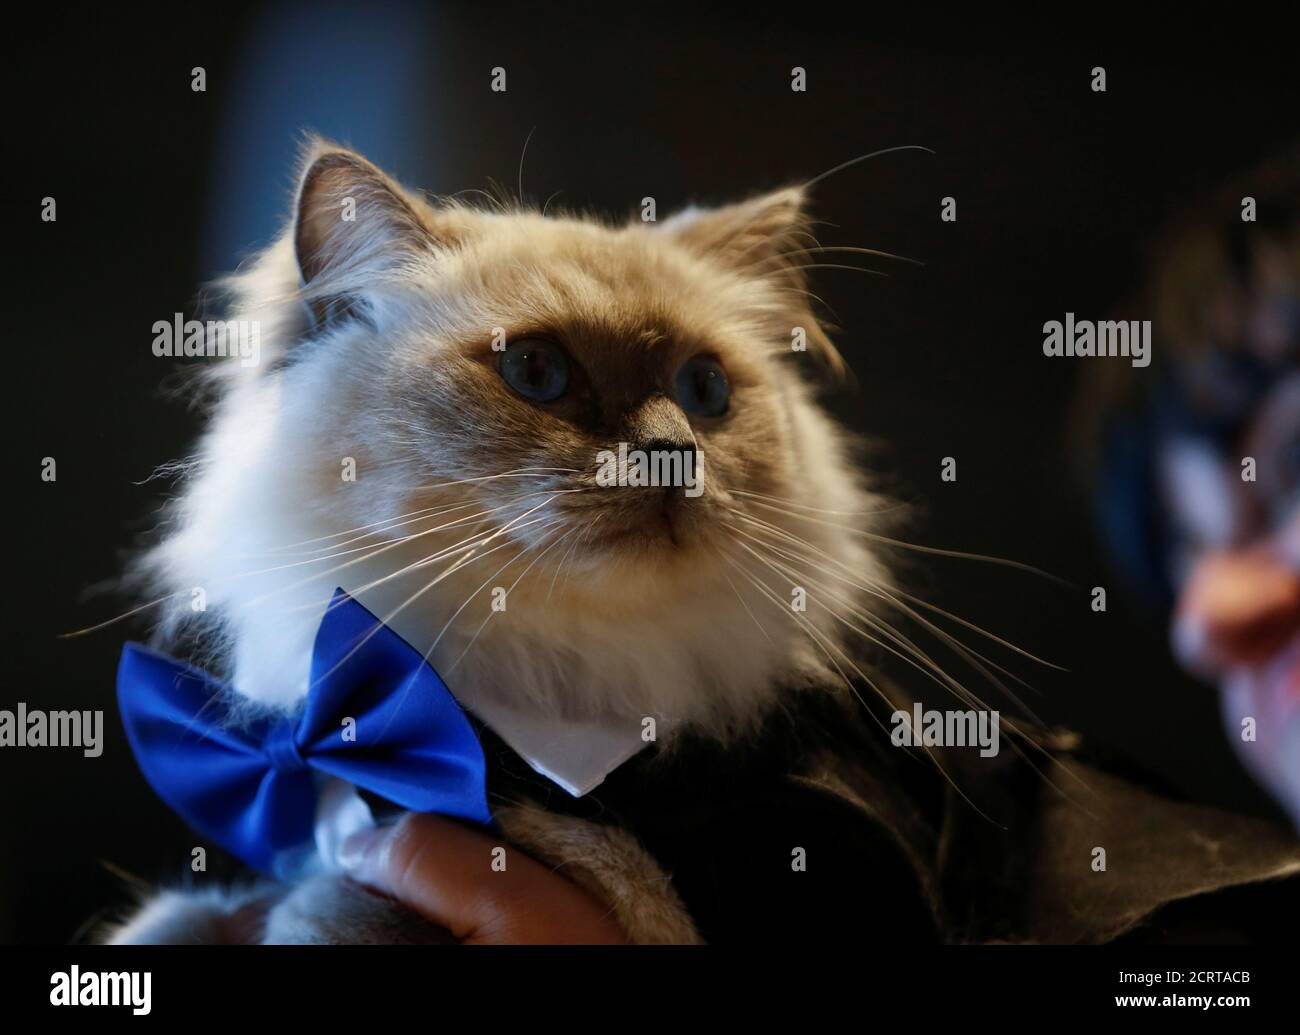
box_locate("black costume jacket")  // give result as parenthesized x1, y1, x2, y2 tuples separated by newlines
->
(476, 683, 1300, 943)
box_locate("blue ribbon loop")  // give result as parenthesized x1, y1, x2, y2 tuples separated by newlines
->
(117, 588, 490, 873)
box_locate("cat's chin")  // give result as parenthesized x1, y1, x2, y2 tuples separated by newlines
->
(587, 515, 688, 551)
(571, 494, 718, 557)
(580, 521, 720, 572)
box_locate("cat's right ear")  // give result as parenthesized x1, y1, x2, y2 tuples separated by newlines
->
(292, 141, 435, 327)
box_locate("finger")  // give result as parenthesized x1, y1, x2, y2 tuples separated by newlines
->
(338, 813, 624, 944)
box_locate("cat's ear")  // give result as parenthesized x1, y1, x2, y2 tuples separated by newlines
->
(660, 187, 809, 268)
(663, 188, 846, 376)
(292, 140, 436, 326)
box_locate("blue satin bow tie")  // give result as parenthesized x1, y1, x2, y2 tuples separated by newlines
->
(117, 589, 490, 874)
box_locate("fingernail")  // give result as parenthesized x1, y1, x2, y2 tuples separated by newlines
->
(338, 827, 380, 873)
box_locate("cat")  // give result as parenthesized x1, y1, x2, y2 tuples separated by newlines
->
(105, 136, 896, 943)
(104, 138, 1300, 945)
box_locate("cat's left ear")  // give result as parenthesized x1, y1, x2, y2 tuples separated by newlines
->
(662, 188, 846, 374)
(660, 187, 809, 270)
(292, 139, 440, 326)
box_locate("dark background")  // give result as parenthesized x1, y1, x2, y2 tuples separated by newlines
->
(4, 1, 1298, 943)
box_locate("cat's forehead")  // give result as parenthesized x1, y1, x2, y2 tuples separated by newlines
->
(432, 210, 760, 350)
(459, 210, 693, 280)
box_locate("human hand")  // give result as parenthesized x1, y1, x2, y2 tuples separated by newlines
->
(338, 812, 628, 944)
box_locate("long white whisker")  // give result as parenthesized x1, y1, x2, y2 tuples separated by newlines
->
(731, 493, 1071, 588)
(727, 507, 1064, 672)
(242, 491, 581, 609)
(726, 522, 1094, 802)
(304, 497, 572, 690)
(725, 513, 1050, 725)
(718, 544, 1004, 826)
(447, 523, 579, 674)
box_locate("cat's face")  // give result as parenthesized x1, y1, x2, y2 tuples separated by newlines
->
(155, 140, 880, 727)
(285, 145, 853, 593)
(373, 220, 802, 572)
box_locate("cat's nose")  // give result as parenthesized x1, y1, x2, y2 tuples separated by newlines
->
(622, 394, 697, 454)
(638, 438, 698, 460)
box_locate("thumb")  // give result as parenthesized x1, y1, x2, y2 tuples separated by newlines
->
(338, 812, 626, 944)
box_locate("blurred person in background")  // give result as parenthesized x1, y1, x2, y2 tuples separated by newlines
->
(1088, 150, 1299, 827)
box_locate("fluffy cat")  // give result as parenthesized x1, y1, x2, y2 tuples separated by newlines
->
(107, 136, 893, 943)
(105, 139, 1300, 946)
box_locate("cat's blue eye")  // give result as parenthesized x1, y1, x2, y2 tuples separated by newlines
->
(498, 338, 571, 402)
(674, 354, 730, 417)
